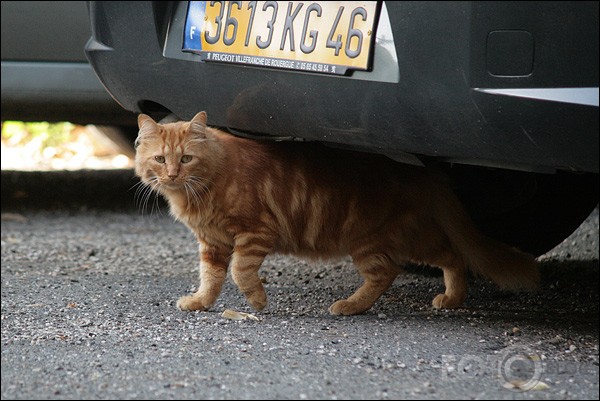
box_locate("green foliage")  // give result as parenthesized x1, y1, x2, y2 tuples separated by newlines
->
(1, 121, 74, 149)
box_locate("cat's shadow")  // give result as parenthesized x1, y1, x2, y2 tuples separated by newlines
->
(375, 259, 599, 331)
(257, 257, 598, 330)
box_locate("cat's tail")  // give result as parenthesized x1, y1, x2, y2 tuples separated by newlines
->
(433, 184, 540, 291)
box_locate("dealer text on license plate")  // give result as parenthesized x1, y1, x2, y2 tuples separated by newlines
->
(183, 1, 379, 75)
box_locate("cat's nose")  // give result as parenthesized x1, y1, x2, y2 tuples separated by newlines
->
(168, 174, 177, 180)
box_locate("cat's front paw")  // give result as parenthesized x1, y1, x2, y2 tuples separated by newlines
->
(176, 295, 210, 311)
(432, 294, 464, 309)
(246, 290, 268, 311)
(328, 299, 370, 316)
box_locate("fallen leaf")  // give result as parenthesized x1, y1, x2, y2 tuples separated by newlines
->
(531, 381, 550, 391)
(221, 309, 259, 321)
(503, 380, 550, 391)
(1, 213, 28, 223)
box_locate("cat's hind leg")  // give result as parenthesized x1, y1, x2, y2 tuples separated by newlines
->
(177, 243, 231, 311)
(428, 252, 467, 309)
(329, 252, 400, 315)
(432, 266, 467, 309)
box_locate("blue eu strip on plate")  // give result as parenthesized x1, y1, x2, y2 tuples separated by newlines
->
(183, 0, 206, 52)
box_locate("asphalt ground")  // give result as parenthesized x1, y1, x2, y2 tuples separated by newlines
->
(1, 170, 598, 400)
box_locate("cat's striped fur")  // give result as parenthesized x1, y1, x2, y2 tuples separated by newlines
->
(135, 111, 539, 315)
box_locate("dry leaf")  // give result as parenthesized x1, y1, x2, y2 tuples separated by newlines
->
(531, 381, 550, 391)
(221, 309, 259, 321)
(503, 380, 525, 390)
(25, 303, 45, 308)
(1, 213, 28, 223)
(503, 380, 549, 391)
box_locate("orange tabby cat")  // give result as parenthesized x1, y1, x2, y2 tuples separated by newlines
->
(135, 111, 539, 315)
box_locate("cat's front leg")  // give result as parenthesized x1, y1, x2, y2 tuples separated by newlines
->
(230, 235, 272, 311)
(177, 243, 231, 311)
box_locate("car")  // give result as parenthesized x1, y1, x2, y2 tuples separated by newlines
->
(1, 0, 138, 155)
(84, 1, 598, 255)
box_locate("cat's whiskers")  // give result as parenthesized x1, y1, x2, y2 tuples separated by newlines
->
(131, 179, 151, 213)
(190, 177, 213, 203)
(150, 180, 164, 216)
(182, 181, 196, 212)
(132, 177, 162, 215)
(184, 176, 212, 211)
(142, 180, 159, 215)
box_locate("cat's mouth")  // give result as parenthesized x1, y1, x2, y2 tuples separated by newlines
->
(159, 180, 183, 189)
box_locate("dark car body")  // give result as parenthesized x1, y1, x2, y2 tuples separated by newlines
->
(84, 1, 599, 254)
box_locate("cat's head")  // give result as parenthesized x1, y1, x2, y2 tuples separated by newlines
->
(134, 111, 223, 194)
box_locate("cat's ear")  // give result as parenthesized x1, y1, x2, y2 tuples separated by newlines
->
(136, 114, 158, 148)
(190, 111, 208, 136)
(137, 114, 157, 131)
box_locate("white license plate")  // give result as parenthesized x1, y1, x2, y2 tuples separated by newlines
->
(183, 1, 379, 75)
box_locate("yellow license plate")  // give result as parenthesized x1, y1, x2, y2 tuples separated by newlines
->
(183, 1, 379, 75)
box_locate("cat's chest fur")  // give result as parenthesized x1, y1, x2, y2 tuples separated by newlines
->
(166, 190, 233, 247)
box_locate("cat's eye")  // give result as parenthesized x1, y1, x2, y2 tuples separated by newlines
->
(181, 155, 193, 163)
(154, 155, 165, 163)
